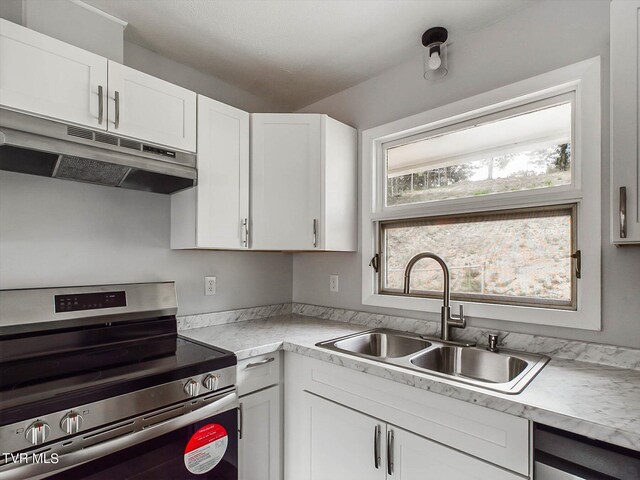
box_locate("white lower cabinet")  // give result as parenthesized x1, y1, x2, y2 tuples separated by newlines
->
(306, 392, 385, 480)
(390, 424, 521, 479)
(285, 353, 531, 479)
(237, 353, 282, 480)
(302, 393, 520, 480)
(239, 386, 282, 480)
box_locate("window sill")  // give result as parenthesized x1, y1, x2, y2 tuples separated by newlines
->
(362, 293, 601, 331)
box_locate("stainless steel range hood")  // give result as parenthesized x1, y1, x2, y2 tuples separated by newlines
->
(0, 110, 196, 194)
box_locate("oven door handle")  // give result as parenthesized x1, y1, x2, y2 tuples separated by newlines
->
(0, 391, 237, 480)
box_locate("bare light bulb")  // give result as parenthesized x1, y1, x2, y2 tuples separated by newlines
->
(428, 51, 442, 70)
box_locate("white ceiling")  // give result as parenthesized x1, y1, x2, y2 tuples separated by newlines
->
(84, 0, 534, 110)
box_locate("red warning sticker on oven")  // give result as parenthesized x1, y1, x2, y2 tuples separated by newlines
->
(184, 423, 228, 474)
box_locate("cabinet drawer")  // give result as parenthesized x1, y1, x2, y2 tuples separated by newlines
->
(237, 352, 281, 396)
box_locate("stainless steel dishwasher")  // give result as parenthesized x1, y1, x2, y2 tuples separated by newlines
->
(534, 424, 640, 479)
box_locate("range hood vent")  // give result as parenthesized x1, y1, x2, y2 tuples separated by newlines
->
(54, 156, 130, 186)
(67, 125, 93, 140)
(0, 110, 196, 194)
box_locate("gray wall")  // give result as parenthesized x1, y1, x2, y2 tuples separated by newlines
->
(22, 0, 125, 62)
(123, 42, 283, 113)
(0, 171, 292, 316)
(293, 0, 640, 348)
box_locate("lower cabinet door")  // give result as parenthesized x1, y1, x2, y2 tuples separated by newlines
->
(306, 393, 386, 480)
(239, 386, 281, 480)
(390, 426, 522, 480)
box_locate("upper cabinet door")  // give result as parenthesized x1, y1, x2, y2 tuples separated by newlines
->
(251, 114, 322, 250)
(611, 0, 640, 244)
(196, 95, 250, 248)
(107, 61, 196, 151)
(0, 19, 107, 130)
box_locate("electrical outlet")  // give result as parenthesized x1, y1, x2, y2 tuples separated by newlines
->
(205, 276, 217, 296)
(329, 274, 339, 293)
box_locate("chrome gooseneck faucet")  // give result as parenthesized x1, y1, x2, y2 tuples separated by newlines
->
(403, 252, 466, 342)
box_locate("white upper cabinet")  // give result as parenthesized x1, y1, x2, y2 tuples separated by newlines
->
(0, 18, 107, 130)
(171, 96, 249, 249)
(610, 0, 640, 244)
(251, 113, 357, 251)
(0, 19, 196, 151)
(107, 61, 196, 152)
(251, 114, 322, 251)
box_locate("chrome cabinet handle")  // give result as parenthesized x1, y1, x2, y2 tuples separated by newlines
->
(98, 85, 104, 125)
(387, 429, 394, 475)
(373, 425, 381, 469)
(245, 357, 275, 369)
(313, 218, 318, 247)
(114, 90, 120, 129)
(620, 186, 627, 239)
(242, 218, 249, 247)
(238, 402, 243, 440)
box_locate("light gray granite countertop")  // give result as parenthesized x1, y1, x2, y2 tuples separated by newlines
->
(181, 313, 640, 452)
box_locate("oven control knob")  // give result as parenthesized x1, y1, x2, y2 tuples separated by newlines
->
(60, 411, 83, 435)
(203, 374, 220, 391)
(184, 379, 200, 397)
(25, 420, 50, 445)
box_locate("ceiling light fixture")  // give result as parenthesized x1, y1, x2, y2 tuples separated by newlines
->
(422, 27, 448, 81)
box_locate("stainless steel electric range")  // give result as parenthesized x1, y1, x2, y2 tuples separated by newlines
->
(0, 282, 238, 480)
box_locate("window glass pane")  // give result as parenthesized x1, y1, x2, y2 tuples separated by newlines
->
(386, 103, 572, 206)
(381, 207, 575, 307)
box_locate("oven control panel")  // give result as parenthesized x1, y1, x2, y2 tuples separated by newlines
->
(54, 291, 126, 313)
(0, 366, 237, 455)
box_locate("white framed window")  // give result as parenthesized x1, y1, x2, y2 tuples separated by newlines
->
(361, 58, 601, 330)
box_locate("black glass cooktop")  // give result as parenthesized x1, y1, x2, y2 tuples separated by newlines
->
(0, 334, 236, 426)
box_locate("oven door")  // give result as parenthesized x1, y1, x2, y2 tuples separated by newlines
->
(2, 390, 238, 480)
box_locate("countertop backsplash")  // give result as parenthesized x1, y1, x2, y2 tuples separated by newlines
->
(178, 302, 640, 370)
(177, 303, 292, 330)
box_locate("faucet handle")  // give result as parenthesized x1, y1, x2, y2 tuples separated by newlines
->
(458, 304, 466, 328)
(450, 304, 466, 329)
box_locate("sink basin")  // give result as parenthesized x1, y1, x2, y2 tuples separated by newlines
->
(410, 346, 528, 384)
(317, 329, 549, 394)
(331, 332, 431, 358)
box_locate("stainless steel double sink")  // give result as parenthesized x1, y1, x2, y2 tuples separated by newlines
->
(316, 329, 549, 394)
